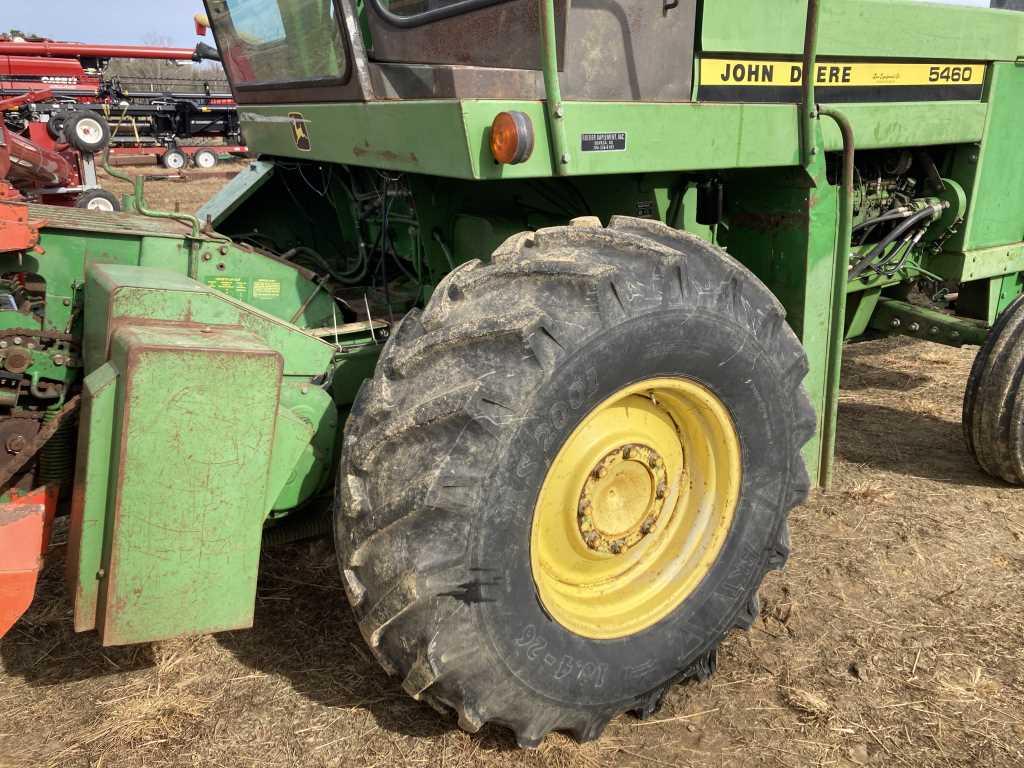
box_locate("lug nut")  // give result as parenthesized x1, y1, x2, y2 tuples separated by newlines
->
(622, 446, 634, 460)
(592, 465, 607, 479)
(610, 541, 623, 554)
(655, 481, 667, 500)
(6, 435, 26, 454)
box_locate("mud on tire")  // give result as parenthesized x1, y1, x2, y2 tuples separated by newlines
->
(335, 217, 816, 746)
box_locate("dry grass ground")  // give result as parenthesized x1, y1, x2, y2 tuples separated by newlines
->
(1, 168, 1022, 767)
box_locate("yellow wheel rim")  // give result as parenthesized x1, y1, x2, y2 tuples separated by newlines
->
(530, 377, 741, 639)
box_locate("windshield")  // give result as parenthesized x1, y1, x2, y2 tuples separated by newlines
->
(210, 0, 348, 87)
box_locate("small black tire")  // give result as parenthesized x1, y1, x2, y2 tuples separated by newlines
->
(161, 149, 188, 170)
(63, 111, 110, 153)
(192, 149, 218, 169)
(336, 217, 815, 747)
(74, 189, 120, 213)
(963, 293, 1024, 483)
(46, 110, 71, 142)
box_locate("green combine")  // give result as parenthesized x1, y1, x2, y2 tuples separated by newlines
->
(1, 0, 1023, 748)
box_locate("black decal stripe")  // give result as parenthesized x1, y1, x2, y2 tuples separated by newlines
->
(698, 84, 984, 104)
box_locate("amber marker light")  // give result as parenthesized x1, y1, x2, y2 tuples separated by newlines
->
(490, 111, 535, 165)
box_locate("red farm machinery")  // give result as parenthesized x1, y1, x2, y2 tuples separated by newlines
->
(0, 29, 245, 209)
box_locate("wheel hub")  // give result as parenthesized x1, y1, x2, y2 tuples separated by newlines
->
(577, 443, 670, 554)
(530, 377, 741, 639)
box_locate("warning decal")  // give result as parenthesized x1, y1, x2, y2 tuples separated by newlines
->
(699, 59, 987, 104)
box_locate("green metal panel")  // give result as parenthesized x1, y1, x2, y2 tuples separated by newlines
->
(95, 324, 282, 645)
(66, 362, 118, 632)
(240, 100, 986, 181)
(719, 155, 841, 481)
(930, 242, 1024, 282)
(267, 382, 337, 512)
(947, 64, 1024, 252)
(197, 160, 276, 226)
(702, 0, 1024, 60)
(83, 265, 334, 377)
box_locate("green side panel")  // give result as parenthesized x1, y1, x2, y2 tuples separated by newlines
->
(242, 100, 986, 180)
(720, 161, 840, 481)
(96, 324, 282, 646)
(948, 64, 1024, 251)
(702, 0, 1024, 60)
(930, 242, 1024, 282)
(240, 102, 473, 176)
(197, 160, 276, 226)
(67, 362, 118, 633)
(845, 289, 881, 341)
(83, 264, 334, 377)
(267, 383, 337, 512)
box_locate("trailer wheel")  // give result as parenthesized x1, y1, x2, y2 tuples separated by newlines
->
(192, 149, 218, 169)
(64, 111, 110, 153)
(963, 293, 1024, 484)
(336, 218, 815, 746)
(46, 110, 71, 142)
(74, 189, 120, 213)
(161, 149, 188, 170)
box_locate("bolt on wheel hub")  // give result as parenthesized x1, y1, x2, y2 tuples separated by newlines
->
(530, 377, 741, 639)
(577, 443, 671, 555)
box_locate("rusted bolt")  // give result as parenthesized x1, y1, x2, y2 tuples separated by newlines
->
(201, 252, 213, 262)
(6, 435, 26, 454)
(62, 298, 71, 306)
(219, 244, 230, 255)
(216, 262, 226, 271)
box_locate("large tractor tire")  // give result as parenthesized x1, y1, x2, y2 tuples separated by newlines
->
(963, 293, 1024, 483)
(336, 217, 815, 746)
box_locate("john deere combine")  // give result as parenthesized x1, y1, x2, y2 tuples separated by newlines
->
(1, 0, 1023, 747)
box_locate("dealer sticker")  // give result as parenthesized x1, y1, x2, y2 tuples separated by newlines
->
(581, 132, 627, 152)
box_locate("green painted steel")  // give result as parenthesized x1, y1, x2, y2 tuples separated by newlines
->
(95, 323, 282, 645)
(931, 243, 1024, 283)
(869, 298, 989, 347)
(198, 160, 277, 227)
(701, 0, 1024, 60)
(240, 100, 987, 181)
(946, 64, 1024, 252)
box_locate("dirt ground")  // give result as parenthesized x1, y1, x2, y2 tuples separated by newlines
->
(1, 168, 1022, 768)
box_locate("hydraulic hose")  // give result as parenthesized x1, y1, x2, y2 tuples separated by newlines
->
(848, 204, 943, 280)
(852, 208, 914, 234)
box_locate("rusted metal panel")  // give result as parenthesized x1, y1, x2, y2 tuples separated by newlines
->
(94, 323, 283, 646)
